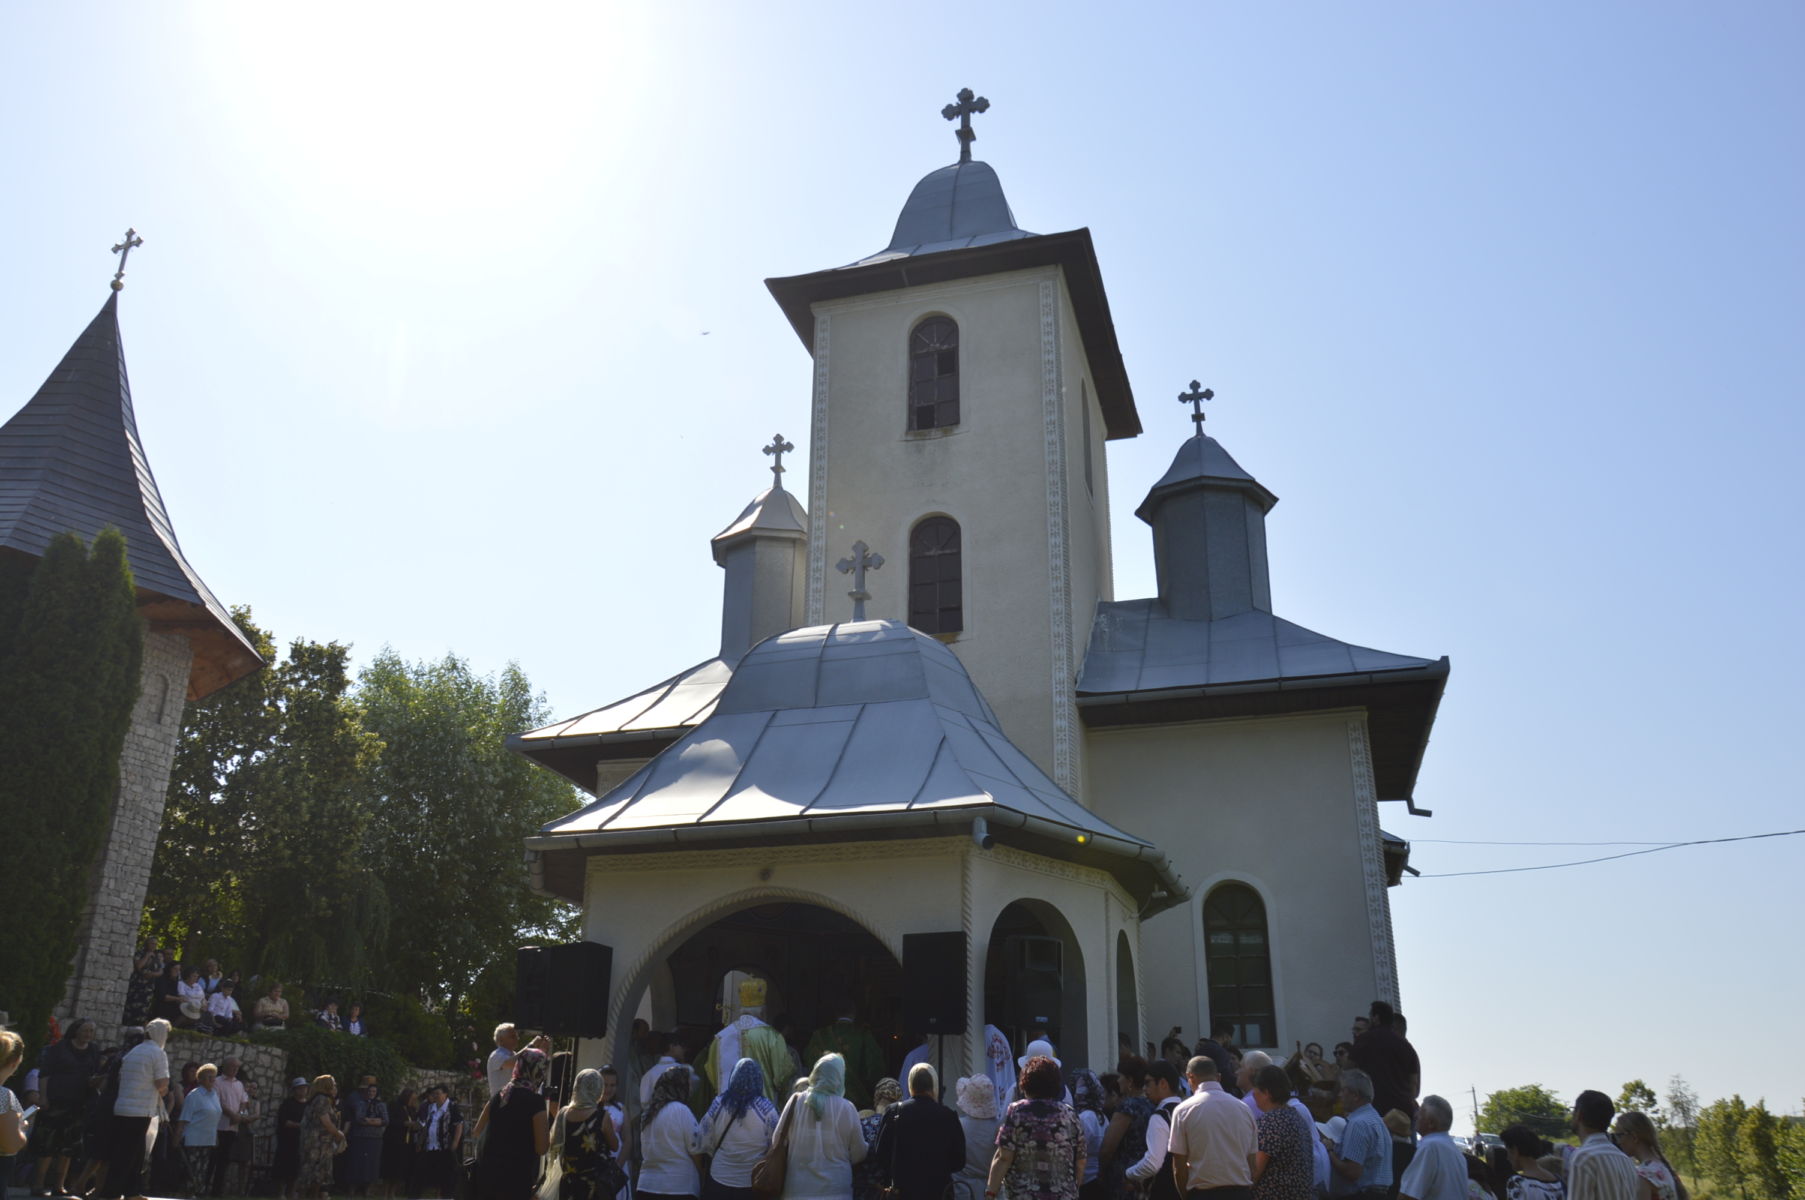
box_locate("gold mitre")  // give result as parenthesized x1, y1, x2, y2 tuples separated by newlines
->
(738, 978, 768, 1008)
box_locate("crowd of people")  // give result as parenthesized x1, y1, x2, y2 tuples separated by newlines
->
(122, 944, 374, 1038)
(0, 997, 1689, 1200)
(457, 999, 1688, 1200)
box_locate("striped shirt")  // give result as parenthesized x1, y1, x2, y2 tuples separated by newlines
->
(114, 1042, 169, 1118)
(1567, 1135, 1638, 1200)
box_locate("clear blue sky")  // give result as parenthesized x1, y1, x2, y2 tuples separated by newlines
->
(5, 2, 1801, 1125)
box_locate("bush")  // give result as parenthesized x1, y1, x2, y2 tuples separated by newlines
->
(357, 994, 457, 1070)
(249, 1024, 409, 1095)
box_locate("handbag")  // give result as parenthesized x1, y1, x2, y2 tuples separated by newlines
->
(748, 1096, 794, 1198)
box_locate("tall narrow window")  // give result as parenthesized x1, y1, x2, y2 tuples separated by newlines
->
(1203, 883, 1275, 1047)
(909, 317, 960, 430)
(909, 517, 963, 634)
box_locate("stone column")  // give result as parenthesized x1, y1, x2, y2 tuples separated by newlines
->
(58, 630, 194, 1041)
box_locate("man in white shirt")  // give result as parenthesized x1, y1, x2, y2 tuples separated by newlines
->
(206, 981, 243, 1036)
(1169, 1057, 1256, 1198)
(487, 1024, 520, 1097)
(96, 1020, 169, 1200)
(1566, 1091, 1639, 1200)
(640, 1033, 698, 1107)
(1398, 1096, 1464, 1200)
(1125, 1061, 1186, 1200)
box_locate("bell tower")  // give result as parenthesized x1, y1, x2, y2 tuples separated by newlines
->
(765, 92, 1141, 793)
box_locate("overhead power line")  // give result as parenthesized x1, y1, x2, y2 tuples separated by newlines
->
(1413, 838, 1675, 847)
(1413, 827, 1805, 879)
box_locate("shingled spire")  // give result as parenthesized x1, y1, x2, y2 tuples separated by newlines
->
(0, 291, 259, 698)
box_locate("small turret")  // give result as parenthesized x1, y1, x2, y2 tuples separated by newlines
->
(1135, 388, 1278, 622)
(710, 435, 808, 658)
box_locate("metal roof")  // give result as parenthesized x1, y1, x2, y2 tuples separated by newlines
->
(1076, 599, 1449, 805)
(1079, 601, 1441, 695)
(0, 292, 259, 699)
(851, 161, 1036, 266)
(527, 620, 1186, 908)
(1135, 432, 1278, 523)
(510, 654, 733, 782)
(711, 482, 807, 559)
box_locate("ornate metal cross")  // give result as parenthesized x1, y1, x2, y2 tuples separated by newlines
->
(1178, 380, 1214, 431)
(942, 88, 990, 164)
(836, 540, 885, 621)
(110, 227, 144, 292)
(763, 433, 794, 484)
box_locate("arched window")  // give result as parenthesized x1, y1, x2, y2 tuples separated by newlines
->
(1203, 883, 1275, 1047)
(909, 517, 963, 634)
(909, 317, 960, 430)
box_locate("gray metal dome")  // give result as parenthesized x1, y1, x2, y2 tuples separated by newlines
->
(854, 160, 1037, 265)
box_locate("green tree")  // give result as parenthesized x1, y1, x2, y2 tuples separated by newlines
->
(1737, 1101, 1792, 1200)
(1696, 1095, 1751, 1198)
(1778, 1106, 1805, 1198)
(0, 530, 143, 1052)
(146, 613, 382, 986)
(146, 608, 279, 956)
(1619, 1079, 1661, 1124)
(1667, 1076, 1701, 1178)
(357, 650, 578, 1024)
(1479, 1084, 1568, 1137)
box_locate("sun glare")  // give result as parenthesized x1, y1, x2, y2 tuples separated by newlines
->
(189, 3, 654, 245)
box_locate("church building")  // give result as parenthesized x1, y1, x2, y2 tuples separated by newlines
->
(513, 94, 1448, 1092)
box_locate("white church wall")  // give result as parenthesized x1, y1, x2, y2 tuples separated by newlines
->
(1083, 709, 1388, 1054)
(570, 836, 1145, 1086)
(575, 839, 966, 1079)
(805, 266, 1100, 790)
(965, 843, 1141, 1076)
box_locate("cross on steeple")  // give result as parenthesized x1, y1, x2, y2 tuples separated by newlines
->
(1178, 380, 1214, 432)
(763, 433, 794, 485)
(942, 88, 990, 165)
(110, 227, 143, 292)
(836, 540, 885, 621)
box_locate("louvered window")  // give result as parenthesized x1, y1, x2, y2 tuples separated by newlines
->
(909, 517, 963, 634)
(908, 318, 960, 430)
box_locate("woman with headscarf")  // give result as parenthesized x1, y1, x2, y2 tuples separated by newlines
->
(854, 1079, 902, 1200)
(698, 1058, 778, 1200)
(638, 1065, 702, 1200)
(549, 1068, 623, 1200)
(780, 1053, 867, 1200)
(951, 1077, 1001, 1200)
(1069, 1071, 1106, 1200)
(474, 1047, 553, 1200)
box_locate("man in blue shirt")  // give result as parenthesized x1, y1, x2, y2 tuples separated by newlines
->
(1330, 1069, 1392, 1197)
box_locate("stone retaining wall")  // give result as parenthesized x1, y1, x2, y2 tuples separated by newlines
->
(164, 1031, 291, 1164)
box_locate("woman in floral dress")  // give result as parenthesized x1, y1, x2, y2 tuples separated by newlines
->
(987, 1057, 1083, 1200)
(298, 1076, 348, 1199)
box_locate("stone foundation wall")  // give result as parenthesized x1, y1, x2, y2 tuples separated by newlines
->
(163, 1032, 291, 1159)
(60, 630, 194, 1043)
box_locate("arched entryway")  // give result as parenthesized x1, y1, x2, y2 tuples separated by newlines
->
(612, 896, 904, 1108)
(984, 899, 1089, 1071)
(1115, 930, 1138, 1058)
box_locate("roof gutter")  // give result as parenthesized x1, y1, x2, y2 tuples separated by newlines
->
(524, 804, 1189, 915)
(1074, 658, 1451, 712)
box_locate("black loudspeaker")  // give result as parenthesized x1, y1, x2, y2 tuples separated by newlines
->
(1001, 935, 1062, 1031)
(902, 931, 969, 1035)
(544, 940, 613, 1039)
(515, 946, 550, 1029)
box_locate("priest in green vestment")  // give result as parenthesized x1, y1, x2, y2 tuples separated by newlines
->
(702, 977, 796, 1105)
(803, 1005, 884, 1110)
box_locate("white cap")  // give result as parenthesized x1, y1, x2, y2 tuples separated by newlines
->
(1016, 1038, 1060, 1070)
